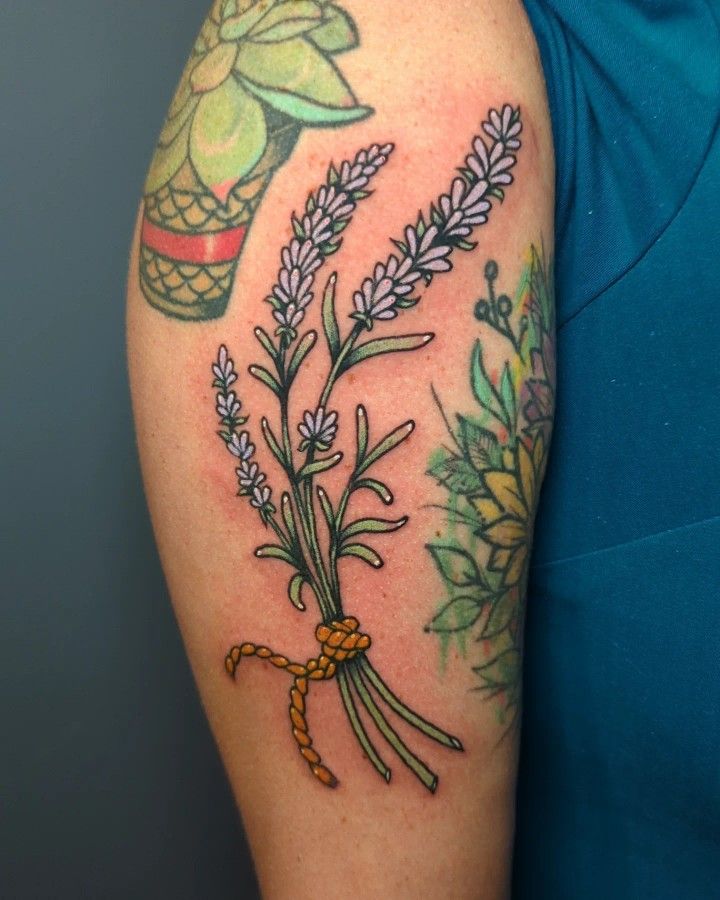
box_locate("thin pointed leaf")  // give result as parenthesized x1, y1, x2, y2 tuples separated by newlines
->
(356, 420, 414, 476)
(341, 333, 434, 372)
(260, 417, 288, 469)
(281, 493, 299, 545)
(316, 486, 336, 535)
(471, 341, 509, 428)
(287, 330, 317, 383)
(297, 452, 343, 479)
(253, 326, 279, 364)
(321, 273, 340, 360)
(499, 362, 517, 430)
(355, 405, 368, 464)
(339, 543, 383, 568)
(249, 364, 282, 396)
(340, 516, 407, 542)
(255, 544, 297, 566)
(288, 573, 306, 610)
(352, 477, 393, 505)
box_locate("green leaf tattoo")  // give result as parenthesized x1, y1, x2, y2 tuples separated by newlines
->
(140, 0, 371, 321)
(426, 244, 555, 729)
(213, 105, 524, 791)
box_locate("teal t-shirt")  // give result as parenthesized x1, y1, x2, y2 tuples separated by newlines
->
(517, 1, 720, 896)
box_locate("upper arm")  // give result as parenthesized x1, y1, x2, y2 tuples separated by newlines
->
(128, 2, 554, 897)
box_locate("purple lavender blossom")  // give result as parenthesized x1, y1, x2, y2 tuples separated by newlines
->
(227, 430, 254, 460)
(236, 460, 265, 492)
(212, 344, 275, 522)
(250, 484, 273, 511)
(298, 406, 339, 452)
(270, 143, 394, 338)
(348, 106, 522, 329)
(211, 344, 237, 389)
(212, 345, 246, 428)
(482, 103, 523, 149)
(216, 390, 241, 422)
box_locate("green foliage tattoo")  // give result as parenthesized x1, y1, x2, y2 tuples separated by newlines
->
(140, 0, 371, 321)
(214, 105, 524, 790)
(425, 246, 555, 727)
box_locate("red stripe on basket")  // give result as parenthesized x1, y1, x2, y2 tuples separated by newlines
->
(141, 217, 248, 265)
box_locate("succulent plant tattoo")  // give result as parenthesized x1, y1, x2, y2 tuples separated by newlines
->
(140, 0, 371, 321)
(425, 244, 554, 728)
(214, 104, 524, 790)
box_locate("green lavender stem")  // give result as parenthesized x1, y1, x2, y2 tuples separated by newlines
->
(347, 661, 438, 792)
(336, 667, 390, 782)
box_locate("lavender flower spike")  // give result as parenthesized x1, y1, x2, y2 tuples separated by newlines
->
(269, 143, 394, 341)
(349, 105, 522, 329)
(298, 406, 339, 452)
(211, 344, 275, 523)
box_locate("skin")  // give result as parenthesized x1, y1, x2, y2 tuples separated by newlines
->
(127, 1, 554, 896)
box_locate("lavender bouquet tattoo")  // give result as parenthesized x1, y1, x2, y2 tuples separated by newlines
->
(214, 105, 523, 791)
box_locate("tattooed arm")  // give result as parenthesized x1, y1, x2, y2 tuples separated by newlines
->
(127, 1, 554, 897)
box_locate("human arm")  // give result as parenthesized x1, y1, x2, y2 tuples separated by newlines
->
(127, 2, 554, 896)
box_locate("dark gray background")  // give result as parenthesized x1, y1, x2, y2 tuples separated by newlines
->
(1, 2, 259, 896)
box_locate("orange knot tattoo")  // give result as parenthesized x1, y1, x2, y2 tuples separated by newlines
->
(225, 617, 371, 788)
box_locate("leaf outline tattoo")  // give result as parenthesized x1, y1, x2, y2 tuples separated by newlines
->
(426, 244, 554, 730)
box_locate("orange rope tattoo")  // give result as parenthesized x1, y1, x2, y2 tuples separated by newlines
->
(225, 617, 371, 788)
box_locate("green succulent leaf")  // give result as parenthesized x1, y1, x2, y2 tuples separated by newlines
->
(189, 77, 267, 202)
(235, 37, 371, 124)
(341, 333, 434, 372)
(288, 572, 306, 610)
(426, 596, 483, 634)
(308, 3, 359, 53)
(145, 117, 192, 195)
(426, 543, 489, 590)
(157, 91, 199, 149)
(220, 0, 278, 40)
(339, 543, 383, 569)
(340, 516, 408, 542)
(190, 41, 238, 93)
(249, 1, 323, 42)
(241, 79, 371, 124)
